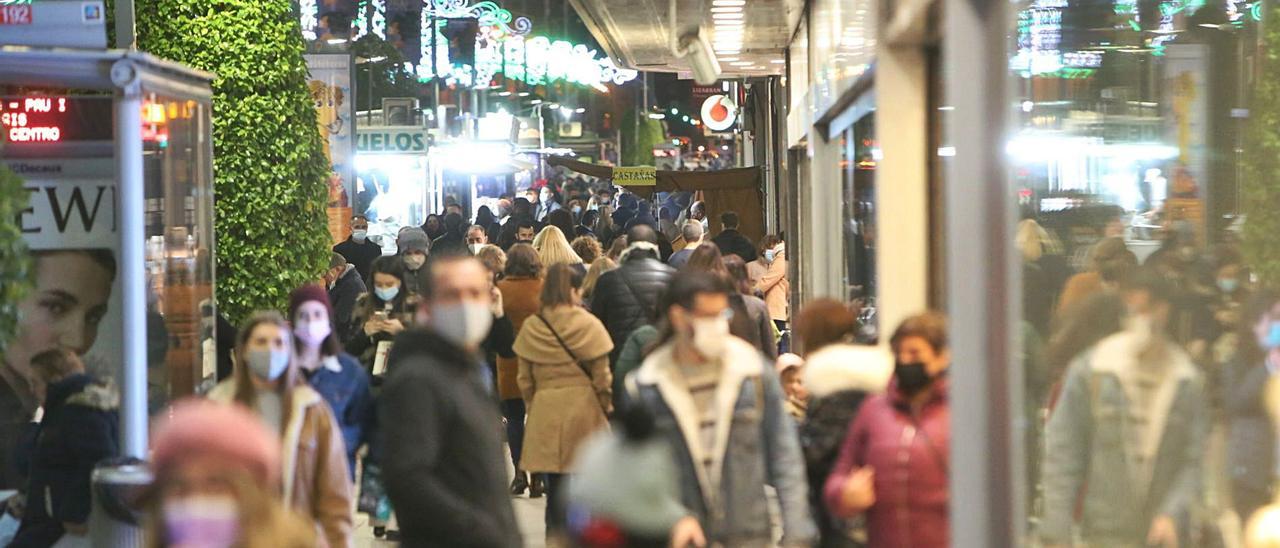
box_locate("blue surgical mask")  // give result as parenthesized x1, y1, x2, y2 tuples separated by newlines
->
(572, 206, 582, 215)
(1266, 323, 1280, 350)
(764, 250, 776, 263)
(375, 285, 400, 302)
(1218, 278, 1239, 294)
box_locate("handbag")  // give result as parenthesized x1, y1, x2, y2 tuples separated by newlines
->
(535, 313, 608, 414)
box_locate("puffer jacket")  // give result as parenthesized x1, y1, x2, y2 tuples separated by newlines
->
(589, 243, 675, 363)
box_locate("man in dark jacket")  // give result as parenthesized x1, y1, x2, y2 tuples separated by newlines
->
(712, 210, 758, 263)
(11, 349, 118, 547)
(380, 256, 521, 547)
(334, 215, 383, 282)
(591, 225, 676, 365)
(498, 198, 538, 251)
(325, 252, 366, 345)
(431, 213, 470, 258)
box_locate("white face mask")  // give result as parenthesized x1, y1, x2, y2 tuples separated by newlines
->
(352, 229, 368, 242)
(246, 348, 290, 380)
(163, 495, 240, 548)
(690, 316, 730, 359)
(430, 301, 493, 348)
(294, 320, 331, 347)
(403, 254, 426, 270)
(469, 243, 485, 255)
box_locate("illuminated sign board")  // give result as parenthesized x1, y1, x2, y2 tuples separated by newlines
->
(0, 0, 106, 48)
(0, 96, 113, 144)
(356, 127, 431, 153)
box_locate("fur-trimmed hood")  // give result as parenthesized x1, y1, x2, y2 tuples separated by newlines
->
(803, 344, 893, 400)
(619, 241, 660, 263)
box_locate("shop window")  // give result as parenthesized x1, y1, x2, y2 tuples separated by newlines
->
(842, 114, 877, 340)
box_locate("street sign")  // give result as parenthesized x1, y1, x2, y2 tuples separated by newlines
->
(613, 166, 656, 186)
(0, 0, 107, 48)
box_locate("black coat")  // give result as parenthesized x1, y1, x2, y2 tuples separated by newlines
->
(590, 250, 675, 364)
(712, 229, 758, 263)
(11, 375, 118, 547)
(329, 267, 366, 346)
(379, 328, 521, 547)
(800, 388, 872, 548)
(334, 237, 384, 283)
(430, 233, 469, 259)
(1224, 358, 1275, 518)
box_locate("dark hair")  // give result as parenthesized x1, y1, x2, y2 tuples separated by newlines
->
(516, 219, 536, 233)
(513, 197, 533, 217)
(368, 255, 408, 307)
(890, 311, 949, 353)
(757, 234, 783, 254)
(548, 209, 576, 242)
(649, 271, 733, 351)
(504, 243, 543, 278)
(683, 244, 731, 285)
(443, 212, 465, 232)
(30, 348, 83, 385)
(720, 211, 740, 229)
(627, 224, 658, 246)
(571, 236, 602, 264)
(351, 215, 368, 223)
(615, 401, 656, 442)
(541, 263, 585, 309)
(795, 298, 858, 355)
(580, 209, 600, 228)
(475, 206, 497, 227)
(1120, 268, 1178, 306)
(1045, 292, 1127, 384)
(722, 254, 752, 295)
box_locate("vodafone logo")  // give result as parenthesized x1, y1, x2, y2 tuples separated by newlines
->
(700, 94, 737, 132)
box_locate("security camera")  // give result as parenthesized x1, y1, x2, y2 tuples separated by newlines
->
(678, 30, 721, 86)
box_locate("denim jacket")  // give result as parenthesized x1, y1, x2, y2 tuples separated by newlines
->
(1040, 332, 1207, 546)
(627, 338, 817, 545)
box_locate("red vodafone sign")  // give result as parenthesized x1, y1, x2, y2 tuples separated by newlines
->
(700, 94, 737, 132)
(0, 4, 32, 25)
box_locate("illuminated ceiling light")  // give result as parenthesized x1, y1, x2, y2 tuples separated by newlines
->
(729, 60, 754, 66)
(698, 146, 705, 151)
(712, 12, 744, 19)
(719, 57, 740, 62)
(575, 107, 586, 113)
(712, 0, 746, 5)
(721, 145, 729, 150)
(648, 113, 666, 119)
(326, 38, 348, 44)
(497, 91, 512, 96)
(530, 99, 543, 105)
(518, 92, 530, 97)
(770, 59, 786, 64)
(711, 6, 742, 12)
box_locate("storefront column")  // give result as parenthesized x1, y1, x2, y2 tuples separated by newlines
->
(944, 0, 1023, 545)
(875, 44, 930, 337)
(803, 130, 845, 300)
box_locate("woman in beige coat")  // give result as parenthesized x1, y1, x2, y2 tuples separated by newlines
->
(514, 263, 614, 540)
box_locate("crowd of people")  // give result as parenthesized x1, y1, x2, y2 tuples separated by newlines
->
(7, 175, 1280, 548)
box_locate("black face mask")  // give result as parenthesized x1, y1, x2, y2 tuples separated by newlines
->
(895, 361, 934, 395)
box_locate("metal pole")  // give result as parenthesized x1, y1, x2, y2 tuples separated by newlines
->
(110, 59, 148, 458)
(114, 0, 136, 49)
(944, 0, 1022, 545)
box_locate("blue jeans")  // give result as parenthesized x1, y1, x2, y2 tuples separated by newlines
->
(501, 398, 526, 470)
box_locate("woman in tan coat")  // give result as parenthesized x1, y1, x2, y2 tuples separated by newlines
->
(496, 243, 544, 496)
(515, 263, 614, 539)
(207, 311, 353, 548)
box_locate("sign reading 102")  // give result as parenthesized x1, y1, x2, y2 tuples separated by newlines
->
(356, 129, 429, 153)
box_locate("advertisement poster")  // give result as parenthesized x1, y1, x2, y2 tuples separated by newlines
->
(1162, 44, 1208, 240)
(3, 157, 123, 384)
(305, 53, 356, 244)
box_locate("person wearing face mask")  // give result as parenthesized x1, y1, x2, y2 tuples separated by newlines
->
(824, 312, 951, 548)
(536, 185, 563, 223)
(1038, 273, 1207, 548)
(347, 256, 413, 375)
(380, 256, 522, 546)
(752, 234, 790, 354)
(1224, 290, 1280, 522)
(207, 312, 354, 548)
(465, 224, 490, 256)
(145, 399, 316, 548)
(322, 253, 365, 346)
(514, 264, 614, 540)
(626, 272, 816, 547)
(9, 349, 117, 548)
(396, 228, 432, 297)
(333, 215, 382, 284)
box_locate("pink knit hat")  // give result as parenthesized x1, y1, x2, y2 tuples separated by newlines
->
(151, 398, 280, 486)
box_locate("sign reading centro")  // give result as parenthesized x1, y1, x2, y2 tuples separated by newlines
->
(356, 128, 430, 153)
(613, 166, 656, 186)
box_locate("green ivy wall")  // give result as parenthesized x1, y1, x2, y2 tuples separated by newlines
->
(134, 0, 332, 322)
(0, 164, 31, 352)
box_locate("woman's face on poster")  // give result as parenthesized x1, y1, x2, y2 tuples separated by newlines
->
(8, 251, 114, 373)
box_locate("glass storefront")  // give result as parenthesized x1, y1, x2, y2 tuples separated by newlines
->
(840, 113, 878, 340)
(1006, 1, 1265, 544)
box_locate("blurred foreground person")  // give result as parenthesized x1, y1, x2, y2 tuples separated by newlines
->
(1225, 290, 1280, 522)
(380, 256, 521, 546)
(146, 399, 315, 548)
(209, 312, 353, 547)
(515, 263, 614, 538)
(1246, 503, 1280, 548)
(568, 403, 706, 548)
(1039, 273, 1207, 548)
(626, 273, 816, 546)
(776, 354, 808, 421)
(10, 349, 118, 547)
(825, 312, 951, 548)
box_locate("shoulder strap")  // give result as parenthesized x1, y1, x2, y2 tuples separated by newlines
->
(536, 313, 590, 378)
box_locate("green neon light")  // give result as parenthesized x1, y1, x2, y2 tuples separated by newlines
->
(1128, 19, 1142, 31)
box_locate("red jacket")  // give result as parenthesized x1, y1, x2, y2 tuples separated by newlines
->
(823, 377, 950, 548)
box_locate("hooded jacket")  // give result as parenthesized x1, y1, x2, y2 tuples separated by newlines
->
(10, 375, 118, 548)
(379, 328, 522, 547)
(208, 381, 354, 548)
(514, 306, 615, 473)
(590, 242, 675, 363)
